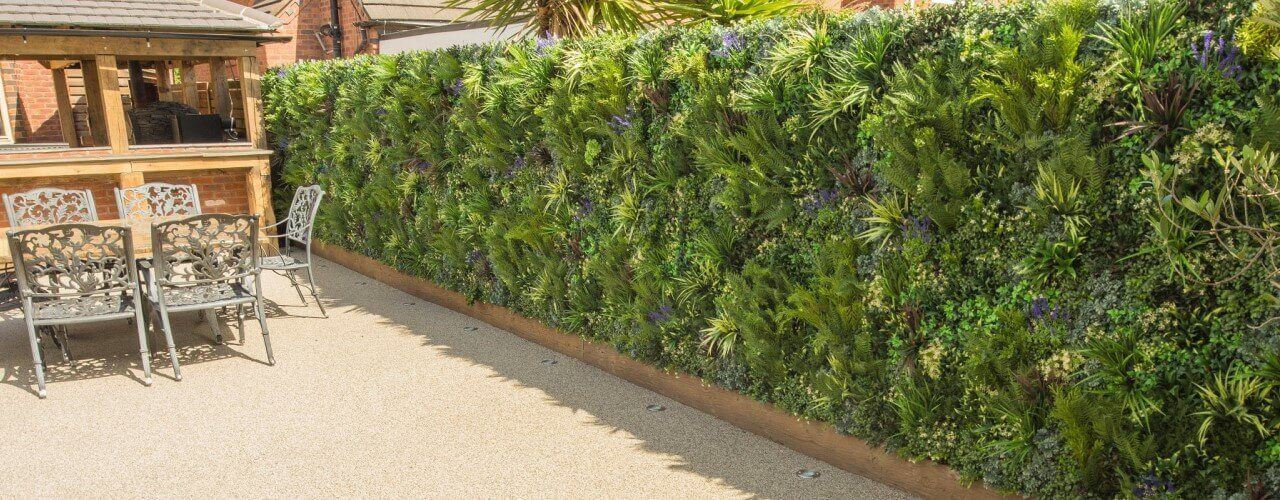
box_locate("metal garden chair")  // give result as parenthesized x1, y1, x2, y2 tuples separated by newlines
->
(3, 188, 101, 337)
(114, 182, 201, 223)
(261, 185, 326, 317)
(142, 214, 274, 379)
(3, 187, 99, 227)
(6, 224, 157, 398)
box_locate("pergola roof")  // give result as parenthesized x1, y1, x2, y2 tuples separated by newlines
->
(0, 0, 281, 33)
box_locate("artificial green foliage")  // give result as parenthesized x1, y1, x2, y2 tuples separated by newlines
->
(266, 0, 1280, 496)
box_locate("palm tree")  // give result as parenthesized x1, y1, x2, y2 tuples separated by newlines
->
(445, 0, 654, 38)
(445, 0, 811, 38)
(653, 0, 810, 26)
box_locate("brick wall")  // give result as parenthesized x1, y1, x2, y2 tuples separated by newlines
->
(0, 175, 122, 226)
(255, 0, 371, 67)
(258, 0, 381, 68)
(338, 0, 379, 57)
(0, 170, 250, 227)
(145, 169, 251, 215)
(1, 60, 67, 143)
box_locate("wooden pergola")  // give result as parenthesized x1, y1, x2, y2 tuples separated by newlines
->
(0, 21, 287, 229)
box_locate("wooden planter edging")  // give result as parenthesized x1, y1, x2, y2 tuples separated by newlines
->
(315, 241, 1012, 500)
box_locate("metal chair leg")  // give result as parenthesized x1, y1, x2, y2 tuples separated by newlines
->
(236, 304, 246, 344)
(255, 299, 275, 366)
(132, 297, 154, 386)
(285, 269, 306, 305)
(305, 265, 326, 317)
(24, 316, 46, 398)
(56, 326, 74, 368)
(157, 306, 183, 381)
(204, 308, 224, 344)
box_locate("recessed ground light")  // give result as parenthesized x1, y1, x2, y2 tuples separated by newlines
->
(646, 404, 666, 412)
(541, 359, 558, 365)
(796, 469, 820, 479)
(463, 326, 479, 331)
(356, 281, 367, 285)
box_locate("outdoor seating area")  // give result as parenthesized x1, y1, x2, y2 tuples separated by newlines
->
(6, 0, 1280, 497)
(1, 184, 324, 398)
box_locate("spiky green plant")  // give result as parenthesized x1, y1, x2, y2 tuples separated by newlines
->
(653, 0, 809, 25)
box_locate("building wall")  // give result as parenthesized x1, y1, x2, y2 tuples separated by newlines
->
(256, 0, 378, 68)
(0, 175, 122, 226)
(2, 61, 67, 144)
(0, 168, 252, 227)
(144, 169, 252, 215)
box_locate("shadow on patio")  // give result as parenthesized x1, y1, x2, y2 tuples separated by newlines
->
(0, 258, 911, 498)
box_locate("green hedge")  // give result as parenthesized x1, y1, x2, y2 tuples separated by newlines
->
(265, 0, 1280, 496)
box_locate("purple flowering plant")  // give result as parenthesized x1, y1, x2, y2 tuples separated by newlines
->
(901, 215, 933, 243)
(801, 188, 840, 214)
(647, 305, 673, 324)
(535, 31, 560, 55)
(506, 155, 526, 178)
(411, 158, 433, 174)
(1191, 30, 1242, 80)
(710, 31, 745, 59)
(608, 107, 635, 134)
(573, 197, 596, 221)
(1132, 472, 1174, 498)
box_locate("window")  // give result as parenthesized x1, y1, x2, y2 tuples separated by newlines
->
(0, 71, 13, 145)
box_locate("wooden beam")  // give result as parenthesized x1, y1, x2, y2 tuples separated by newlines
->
(209, 59, 232, 119)
(40, 60, 76, 70)
(237, 56, 265, 149)
(0, 35, 260, 60)
(80, 59, 108, 147)
(91, 54, 130, 154)
(0, 148, 269, 179)
(51, 68, 79, 147)
(179, 61, 198, 108)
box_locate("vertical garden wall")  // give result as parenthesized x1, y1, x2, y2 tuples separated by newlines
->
(265, 0, 1280, 496)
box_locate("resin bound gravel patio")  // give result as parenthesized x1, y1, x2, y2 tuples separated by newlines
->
(0, 256, 912, 498)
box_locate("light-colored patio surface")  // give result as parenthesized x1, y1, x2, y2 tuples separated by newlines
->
(0, 257, 912, 499)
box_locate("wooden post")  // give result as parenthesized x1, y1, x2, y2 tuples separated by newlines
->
(155, 61, 172, 102)
(246, 157, 276, 230)
(92, 54, 129, 154)
(179, 60, 199, 107)
(237, 56, 265, 149)
(51, 68, 79, 147)
(235, 56, 264, 147)
(209, 58, 232, 119)
(127, 60, 148, 108)
(119, 171, 144, 189)
(239, 56, 273, 227)
(81, 59, 107, 147)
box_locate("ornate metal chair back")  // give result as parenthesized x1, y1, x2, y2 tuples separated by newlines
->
(284, 185, 324, 245)
(3, 188, 99, 227)
(6, 224, 137, 299)
(115, 183, 201, 223)
(152, 214, 259, 288)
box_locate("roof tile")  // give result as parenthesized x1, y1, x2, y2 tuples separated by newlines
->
(0, 0, 281, 32)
